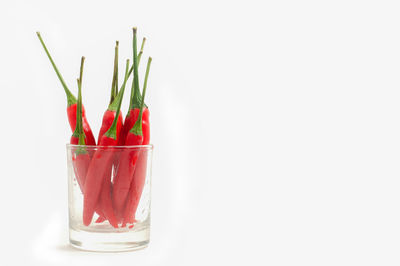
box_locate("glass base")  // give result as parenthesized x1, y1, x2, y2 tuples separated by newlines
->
(69, 223, 150, 252)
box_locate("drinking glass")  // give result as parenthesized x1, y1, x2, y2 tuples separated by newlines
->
(66, 144, 153, 252)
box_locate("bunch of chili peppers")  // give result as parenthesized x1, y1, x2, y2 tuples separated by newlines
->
(37, 28, 152, 228)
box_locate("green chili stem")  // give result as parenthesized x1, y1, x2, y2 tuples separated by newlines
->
(132, 28, 140, 108)
(77, 78, 85, 145)
(104, 59, 130, 139)
(110, 41, 119, 104)
(108, 58, 131, 111)
(128, 28, 147, 111)
(130, 57, 152, 135)
(72, 57, 85, 139)
(114, 41, 119, 99)
(75, 77, 87, 154)
(79, 56, 85, 86)
(128, 36, 146, 111)
(36, 32, 77, 106)
(127, 37, 146, 77)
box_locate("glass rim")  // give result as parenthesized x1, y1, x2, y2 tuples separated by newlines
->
(66, 144, 154, 150)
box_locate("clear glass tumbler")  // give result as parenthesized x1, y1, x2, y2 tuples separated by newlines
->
(66, 144, 153, 252)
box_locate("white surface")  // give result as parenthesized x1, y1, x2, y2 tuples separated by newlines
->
(1, 0, 400, 265)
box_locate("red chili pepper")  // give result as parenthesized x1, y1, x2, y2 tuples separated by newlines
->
(95, 42, 124, 226)
(95, 42, 120, 225)
(83, 59, 130, 227)
(119, 30, 152, 226)
(70, 58, 90, 193)
(122, 115, 150, 226)
(112, 29, 146, 219)
(70, 57, 86, 145)
(68, 58, 106, 220)
(36, 32, 96, 145)
(98, 112, 123, 145)
(123, 149, 148, 227)
(95, 162, 115, 225)
(97, 41, 124, 143)
(67, 104, 96, 146)
(120, 106, 150, 145)
(121, 57, 152, 226)
(113, 30, 152, 222)
(118, 36, 147, 146)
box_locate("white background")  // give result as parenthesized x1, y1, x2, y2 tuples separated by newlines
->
(0, 0, 400, 265)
